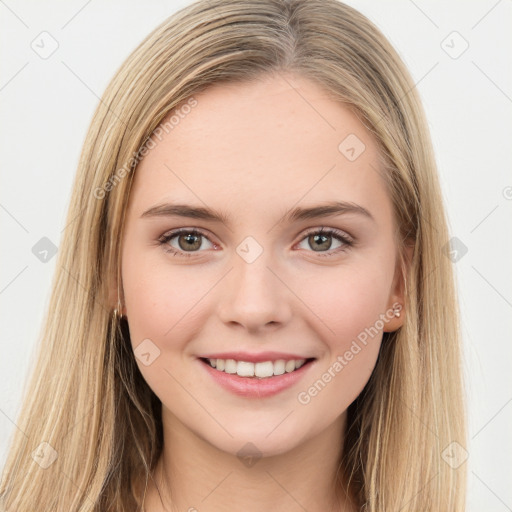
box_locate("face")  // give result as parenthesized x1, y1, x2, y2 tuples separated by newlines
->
(119, 72, 405, 457)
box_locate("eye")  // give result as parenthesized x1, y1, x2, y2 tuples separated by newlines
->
(158, 226, 354, 259)
(158, 228, 216, 257)
(296, 227, 353, 257)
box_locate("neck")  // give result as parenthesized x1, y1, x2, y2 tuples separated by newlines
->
(142, 406, 355, 512)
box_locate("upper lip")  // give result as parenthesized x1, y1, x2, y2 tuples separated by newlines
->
(198, 351, 315, 363)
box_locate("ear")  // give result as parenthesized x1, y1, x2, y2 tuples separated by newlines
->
(383, 242, 414, 333)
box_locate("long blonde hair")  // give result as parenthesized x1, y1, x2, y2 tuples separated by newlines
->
(0, 0, 467, 510)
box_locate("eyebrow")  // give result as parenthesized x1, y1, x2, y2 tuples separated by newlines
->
(140, 201, 375, 226)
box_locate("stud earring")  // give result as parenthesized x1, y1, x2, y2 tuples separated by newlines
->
(393, 304, 402, 318)
(113, 299, 124, 322)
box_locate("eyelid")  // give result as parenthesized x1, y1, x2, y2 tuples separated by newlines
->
(159, 226, 215, 240)
(157, 227, 218, 252)
(298, 226, 354, 244)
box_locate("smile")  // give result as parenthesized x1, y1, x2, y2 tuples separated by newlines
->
(200, 357, 314, 379)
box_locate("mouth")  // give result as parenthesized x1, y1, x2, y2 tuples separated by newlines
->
(199, 357, 316, 379)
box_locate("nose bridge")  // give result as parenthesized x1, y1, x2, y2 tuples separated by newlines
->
(216, 236, 291, 330)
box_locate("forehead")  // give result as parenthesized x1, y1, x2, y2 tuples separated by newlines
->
(128, 73, 391, 224)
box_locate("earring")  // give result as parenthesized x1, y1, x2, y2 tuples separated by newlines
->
(393, 304, 402, 318)
(113, 299, 124, 322)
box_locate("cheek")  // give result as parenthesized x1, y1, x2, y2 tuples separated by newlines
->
(121, 249, 218, 396)
(295, 264, 392, 344)
(121, 253, 202, 398)
(291, 263, 393, 403)
(122, 247, 204, 337)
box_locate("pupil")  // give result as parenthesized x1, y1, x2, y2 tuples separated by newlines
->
(311, 234, 330, 251)
(180, 233, 200, 250)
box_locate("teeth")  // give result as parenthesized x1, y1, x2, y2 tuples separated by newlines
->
(237, 361, 254, 377)
(285, 360, 296, 373)
(273, 360, 285, 375)
(224, 359, 237, 374)
(254, 361, 273, 378)
(206, 358, 308, 378)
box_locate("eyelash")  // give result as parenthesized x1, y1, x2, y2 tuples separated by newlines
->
(157, 227, 354, 259)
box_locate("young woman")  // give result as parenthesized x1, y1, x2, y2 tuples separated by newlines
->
(0, 0, 467, 510)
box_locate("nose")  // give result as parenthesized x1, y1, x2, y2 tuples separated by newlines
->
(216, 249, 292, 334)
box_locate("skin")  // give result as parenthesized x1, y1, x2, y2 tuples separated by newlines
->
(116, 72, 410, 511)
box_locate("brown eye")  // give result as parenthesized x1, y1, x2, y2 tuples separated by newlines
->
(158, 228, 215, 257)
(296, 228, 353, 257)
(307, 233, 333, 252)
(177, 232, 202, 251)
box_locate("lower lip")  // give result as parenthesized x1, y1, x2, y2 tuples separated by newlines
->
(199, 358, 315, 398)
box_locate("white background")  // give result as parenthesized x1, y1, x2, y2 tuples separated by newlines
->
(1, 1, 511, 509)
